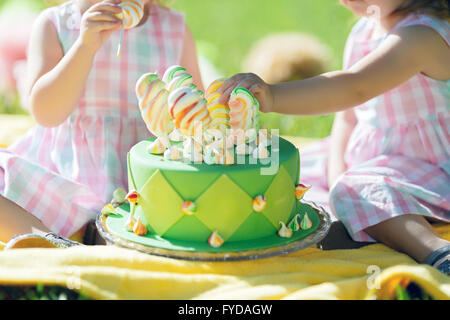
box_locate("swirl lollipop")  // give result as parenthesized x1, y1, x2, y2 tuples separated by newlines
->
(228, 87, 260, 131)
(117, 0, 145, 57)
(205, 78, 230, 133)
(136, 73, 174, 151)
(168, 86, 211, 137)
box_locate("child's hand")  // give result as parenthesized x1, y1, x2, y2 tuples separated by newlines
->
(79, 0, 123, 53)
(217, 73, 274, 113)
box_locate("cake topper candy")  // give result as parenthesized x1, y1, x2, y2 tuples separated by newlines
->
(116, 0, 145, 57)
(168, 86, 211, 137)
(229, 87, 260, 132)
(136, 73, 174, 151)
(205, 79, 230, 133)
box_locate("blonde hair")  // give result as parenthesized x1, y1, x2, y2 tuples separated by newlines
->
(242, 33, 332, 84)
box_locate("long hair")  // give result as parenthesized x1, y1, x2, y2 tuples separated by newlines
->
(395, 0, 450, 20)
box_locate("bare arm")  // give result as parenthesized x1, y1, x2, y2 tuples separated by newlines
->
(218, 25, 450, 115)
(27, 2, 122, 127)
(327, 108, 357, 188)
(179, 24, 204, 92)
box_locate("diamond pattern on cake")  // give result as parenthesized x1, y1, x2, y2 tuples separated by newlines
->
(162, 215, 212, 242)
(137, 170, 184, 235)
(227, 212, 277, 242)
(162, 170, 222, 201)
(262, 165, 296, 228)
(194, 174, 253, 241)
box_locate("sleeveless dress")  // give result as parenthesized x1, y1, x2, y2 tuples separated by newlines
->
(0, 1, 186, 237)
(300, 13, 450, 242)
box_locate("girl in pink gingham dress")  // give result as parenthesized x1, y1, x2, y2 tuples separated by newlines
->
(219, 0, 449, 272)
(0, 0, 202, 242)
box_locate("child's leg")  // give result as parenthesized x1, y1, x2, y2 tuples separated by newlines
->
(0, 195, 50, 243)
(364, 214, 450, 263)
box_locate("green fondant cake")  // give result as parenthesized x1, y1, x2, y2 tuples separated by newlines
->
(100, 66, 324, 255)
(101, 135, 320, 252)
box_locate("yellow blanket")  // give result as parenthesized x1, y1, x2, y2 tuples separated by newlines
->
(0, 223, 448, 300)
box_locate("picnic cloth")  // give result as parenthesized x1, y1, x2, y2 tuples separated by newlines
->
(0, 222, 448, 300)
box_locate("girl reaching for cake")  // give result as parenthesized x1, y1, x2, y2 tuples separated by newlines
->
(219, 0, 450, 273)
(0, 0, 203, 246)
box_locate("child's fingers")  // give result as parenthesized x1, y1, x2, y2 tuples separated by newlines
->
(218, 74, 257, 105)
(85, 20, 122, 32)
(85, 11, 122, 23)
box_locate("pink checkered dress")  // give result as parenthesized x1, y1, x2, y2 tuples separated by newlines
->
(0, 1, 185, 237)
(301, 13, 450, 242)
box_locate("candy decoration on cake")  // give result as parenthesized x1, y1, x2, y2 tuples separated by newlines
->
(288, 214, 301, 232)
(125, 215, 136, 232)
(101, 204, 116, 217)
(168, 128, 184, 142)
(295, 184, 311, 200)
(252, 195, 267, 212)
(300, 213, 313, 230)
(168, 86, 211, 137)
(258, 128, 271, 147)
(133, 217, 148, 236)
(111, 187, 127, 207)
(136, 73, 174, 150)
(252, 144, 269, 160)
(278, 221, 293, 238)
(181, 201, 197, 216)
(126, 190, 139, 218)
(208, 231, 224, 248)
(147, 138, 167, 155)
(205, 79, 230, 132)
(228, 88, 260, 131)
(116, 0, 145, 57)
(235, 143, 254, 156)
(164, 146, 182, 161)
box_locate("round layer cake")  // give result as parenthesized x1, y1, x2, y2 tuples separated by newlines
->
(103, 136, 320, 253)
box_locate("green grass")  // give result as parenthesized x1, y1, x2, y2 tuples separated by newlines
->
(0, 0, 357, 137)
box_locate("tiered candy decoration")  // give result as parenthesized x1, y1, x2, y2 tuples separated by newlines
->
(168, 86, 211, 137)
(116, 0, 145, 56)
(229, 88, 260, 131)
(205, 79, 230, 133)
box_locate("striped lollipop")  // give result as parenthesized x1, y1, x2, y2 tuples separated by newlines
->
(135, 73, 174, 142)
(117, 0, 145, 56)
(168, 86, 211, 137)
(228, 87, 260, 131)
(163, 65, 199, 92)
(205, 78, 230, 133)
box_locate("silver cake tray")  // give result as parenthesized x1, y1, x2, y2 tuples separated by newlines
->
(96, 201, 332, 262)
